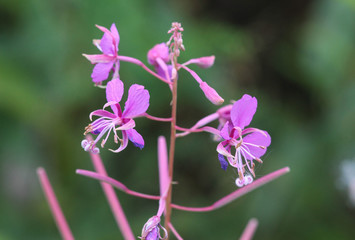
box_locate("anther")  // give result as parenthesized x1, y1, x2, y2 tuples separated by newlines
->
(84, 124, 93, 135)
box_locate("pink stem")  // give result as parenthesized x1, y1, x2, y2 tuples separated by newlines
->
(240, 218, 258, 240)
(88, 147, 135, 240)
(158, 136, 170, 197)
(36, 167, 74, 240)
(144, 113, 172, 122)
(76, 169, 160, 200)
(175, 125, 220, 136)
(179, 65, 202, 84)
(171, 167, 290, 212)
(176, 112, 219, 137)
(118, 55, 172, 84)
(168, 223, 183, 240)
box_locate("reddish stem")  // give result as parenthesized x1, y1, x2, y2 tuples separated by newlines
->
(144, 113, 172, 122)
(170, 167, 290, 212)
(76, 169, 160, 200)
(240, 218, 259, 240)
(118, 55, 172, 84)
(164, 55, 179, 237)
(88, 137, 135, 240)
(37, 167, 74, 240)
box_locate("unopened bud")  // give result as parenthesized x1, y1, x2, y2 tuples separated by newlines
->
(140, 216, 167, 240)
(199, 82, 224, 105)
(195, 56, 215, 68)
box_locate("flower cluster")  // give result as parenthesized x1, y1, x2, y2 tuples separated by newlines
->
(38, 22, 288, 240)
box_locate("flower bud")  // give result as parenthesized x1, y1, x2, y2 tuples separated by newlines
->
(194, 56, 215, 68)
(140, 216, 167, 240)
(199, 82, 224, 105)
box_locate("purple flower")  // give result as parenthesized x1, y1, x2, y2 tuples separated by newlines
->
(82, 78, 150, 153)
(83, 23, 120, 84)
(216, 94, 271, 187)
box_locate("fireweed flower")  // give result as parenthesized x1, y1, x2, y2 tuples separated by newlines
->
(83, 23, 120, 84)
(217, 94, 271, 187)
(81, 78, 150, 153)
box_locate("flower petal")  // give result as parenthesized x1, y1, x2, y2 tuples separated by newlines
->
(231, 94, 257, 129)
(122, 84, 150, 118)
(89, 109, 116, 121)
(216, 142, 233, 158)
(106, 79, 124, 103)
(220, 121, 231, 140)
(96, 24, 116, 55)
(109, 130, 128, 153)
(155, 64, 174, 82)
(91, 61, 114, 83)
(110, 23, 120, 52)
(147, 43, 169, 65)
(116, 119, 135, 131)
(82, 54, 115, 64)
(242, 131, 271, 160)
(126, 128, 144, 149)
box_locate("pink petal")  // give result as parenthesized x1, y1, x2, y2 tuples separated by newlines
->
(82, 54, 115, 64)
(216, 142, 233, 158)
(242, 131, 271, 160)
(147, 43, 169, 65)
(122, 84, 150, 118)
(126, 129, 144, 149)
(109, 130, 128, 153)
(91, 61, 114, 83)
(155, 64, 173, 82)
(106, 79, 124, 103)
(110, 23, 120, 52)
(220, 122, 231, 140)
(89, 109, 117, 121)
(231, 94, 257, 129)
(116, 119, 135, 131)
(96, 24, 116, 55)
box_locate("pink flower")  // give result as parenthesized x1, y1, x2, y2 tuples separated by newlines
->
(82, 78, 150, 153)
(216, 94, 271, 187)
(83, 24, 120, 84)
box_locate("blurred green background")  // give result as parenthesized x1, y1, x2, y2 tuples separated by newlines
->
(1, 0, 355, 239)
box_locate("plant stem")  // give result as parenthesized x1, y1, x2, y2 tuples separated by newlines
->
(164, 56, 178, 237)
(89, 145, 135, 240)
(37, 168, 74, 240)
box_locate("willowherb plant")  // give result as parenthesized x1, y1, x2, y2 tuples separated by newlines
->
(37, 22, 290, 240)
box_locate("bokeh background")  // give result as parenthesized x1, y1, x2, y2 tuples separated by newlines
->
(1, 0, 355, 239)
